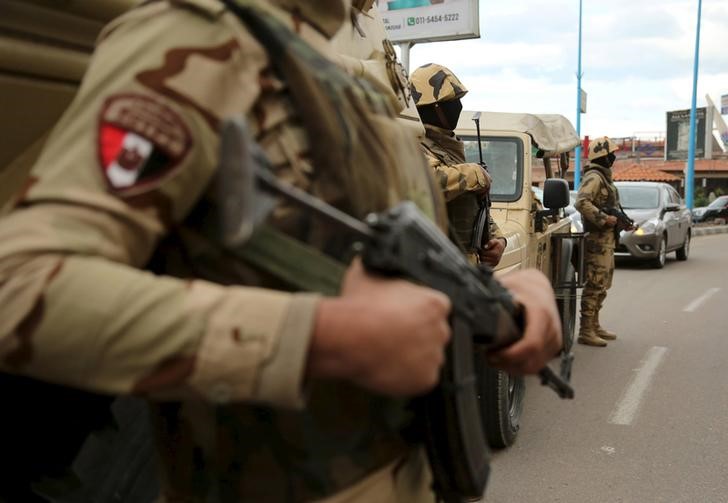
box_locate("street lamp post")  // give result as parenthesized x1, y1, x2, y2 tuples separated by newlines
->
(574, 0, 584, 189)
(686, 0, 703, 210)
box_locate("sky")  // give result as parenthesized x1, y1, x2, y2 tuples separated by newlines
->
(399, 0, 728, 139)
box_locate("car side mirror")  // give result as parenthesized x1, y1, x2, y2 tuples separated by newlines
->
(542, 178, 570, 210)
(664, 203, 680, 212)
(535, 178, 570, 232)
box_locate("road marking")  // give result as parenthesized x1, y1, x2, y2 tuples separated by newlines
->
(609, 346, 668, 426)
(683, 287, 721, 313)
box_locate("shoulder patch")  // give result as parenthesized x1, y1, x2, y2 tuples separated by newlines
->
(98, 94, 191, 195)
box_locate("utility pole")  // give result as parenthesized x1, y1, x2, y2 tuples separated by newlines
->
(398, 41, 415, 75)
(574, 0, 584, 189)
(686, 0, 703, 209)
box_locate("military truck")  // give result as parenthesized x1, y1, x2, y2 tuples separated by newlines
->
(455, 111, 585, 448)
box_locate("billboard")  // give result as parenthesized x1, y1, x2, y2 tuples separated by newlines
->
(378, 0, 480, 44)
(665, 107, 712, 161)
(722, 94, 728, 115)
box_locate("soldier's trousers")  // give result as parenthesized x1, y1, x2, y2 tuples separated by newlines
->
(580, 234, 615, 321)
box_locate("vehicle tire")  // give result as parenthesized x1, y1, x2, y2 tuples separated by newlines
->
(676, 231, 690, 261)
(474, 347, 524, 449)
(650, 235, 667, 269)
(556, 263, 577, 354)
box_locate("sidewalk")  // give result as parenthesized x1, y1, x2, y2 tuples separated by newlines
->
(693, 225, 728, 237)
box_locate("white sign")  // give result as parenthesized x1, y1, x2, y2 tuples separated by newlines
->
(580, 89, 588, 114)
(378, 0, 480, 44)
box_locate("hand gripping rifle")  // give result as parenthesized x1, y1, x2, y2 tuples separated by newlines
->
(215, 119, 574, 502)
(601, 205, 635, 241)
(601, 205, 635, 231)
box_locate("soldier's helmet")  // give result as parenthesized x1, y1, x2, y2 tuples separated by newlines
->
(588, 136, 619, 161)
(410, 63, 468, 107)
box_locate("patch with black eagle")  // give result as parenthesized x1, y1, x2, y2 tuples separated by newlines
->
(98, 94, 191, 195)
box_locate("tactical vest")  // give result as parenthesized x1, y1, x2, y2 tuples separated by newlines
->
(581, 164, 617, 235)
(150, 1, 445, 500)
(421, 124, 482, 253)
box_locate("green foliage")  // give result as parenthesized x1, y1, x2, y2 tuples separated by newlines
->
(694, 187, 725, 207)
(694, 188, 709, 207)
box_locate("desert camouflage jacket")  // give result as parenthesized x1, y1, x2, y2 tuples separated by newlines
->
(0, 0, 443, 500)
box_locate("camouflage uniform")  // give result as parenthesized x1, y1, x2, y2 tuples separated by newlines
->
(421, 123, 505, 254)
(0, 0, 444, 501)
(575, 162, 619, 345)
(410, 64, 504, 262)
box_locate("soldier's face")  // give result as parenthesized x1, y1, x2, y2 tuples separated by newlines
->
(436, 99, 463, 131)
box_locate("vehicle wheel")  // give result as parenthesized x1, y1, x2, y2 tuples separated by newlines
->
(676, 231, 690, 261)
(556, 264, 577, 354)
(474, 347, 524, 449)
(650, 235, 667, 269)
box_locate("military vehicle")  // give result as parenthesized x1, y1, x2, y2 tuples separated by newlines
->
(455, 111, 585, 447)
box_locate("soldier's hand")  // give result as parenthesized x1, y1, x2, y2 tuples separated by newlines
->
(486, 269, 562, 375)
(605, 215, 618, 227)
(308, 259, 452, 396)
(479, 238, 506, 267)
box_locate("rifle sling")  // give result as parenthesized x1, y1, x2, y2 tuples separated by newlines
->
(233, 224, 346, 297)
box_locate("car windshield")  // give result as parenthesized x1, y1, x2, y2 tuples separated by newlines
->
(462, 136, 523, 202)
(617, 186, 660, 209)
(707, 197, 728, 209)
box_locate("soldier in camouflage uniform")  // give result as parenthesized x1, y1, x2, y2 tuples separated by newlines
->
(410, 63, 507, 267)
(0, 0, 563, 501)
(574, 136, 623, 347)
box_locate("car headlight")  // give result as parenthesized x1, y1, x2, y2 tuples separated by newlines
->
(693, 209, 706, 217)
(635, 219, 657, 235)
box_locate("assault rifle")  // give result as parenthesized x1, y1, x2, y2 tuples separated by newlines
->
(602, 205, 635, 240)
(470, 111, 490, 249)
(215, 119, 574, 503)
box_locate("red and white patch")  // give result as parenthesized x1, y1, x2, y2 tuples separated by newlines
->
(100, 127, 154, 188)
(98, 94, 191, 194)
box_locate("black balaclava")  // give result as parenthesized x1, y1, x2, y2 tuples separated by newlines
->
(417, 98, 463, 131)
(593, 152, 616, 169)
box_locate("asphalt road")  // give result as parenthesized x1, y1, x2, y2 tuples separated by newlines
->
(481, 233, 728, 503)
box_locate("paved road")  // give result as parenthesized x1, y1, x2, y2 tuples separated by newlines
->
(481, 233, 728, 503)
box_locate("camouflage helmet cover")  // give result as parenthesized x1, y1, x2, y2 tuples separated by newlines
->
(588, 136, 619, 161)
(410, 63, 468, 106)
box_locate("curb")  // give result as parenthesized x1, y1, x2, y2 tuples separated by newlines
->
(693, 225, 728, 237)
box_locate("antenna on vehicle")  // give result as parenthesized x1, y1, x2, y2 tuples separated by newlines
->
(473, 111, 484, 167)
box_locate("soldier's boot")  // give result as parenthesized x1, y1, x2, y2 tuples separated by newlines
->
(577, 316, 607, 347)
(595, 313, 617, 340)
